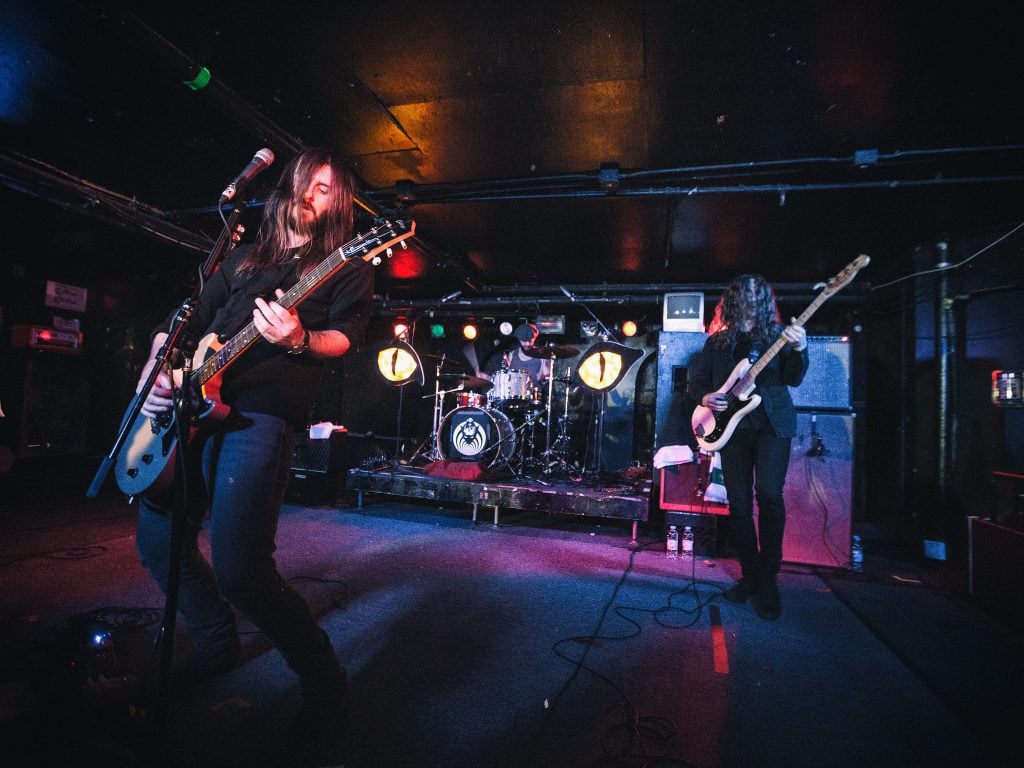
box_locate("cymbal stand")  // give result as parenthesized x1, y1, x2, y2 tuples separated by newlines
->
(409, 356, 449, 463)
(548, 368, 574, 469)
(542, 360, 557, 472)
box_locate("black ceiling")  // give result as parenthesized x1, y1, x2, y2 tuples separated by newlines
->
(2, 0, 1023, 299)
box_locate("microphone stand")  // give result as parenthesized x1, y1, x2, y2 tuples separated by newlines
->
(87, 198, 247, 747)
(560, 286, 616, 482)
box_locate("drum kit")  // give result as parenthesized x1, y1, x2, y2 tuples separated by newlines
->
(418, 343, 584, 475)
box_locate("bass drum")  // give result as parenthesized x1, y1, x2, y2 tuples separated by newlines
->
(437, 407, 515, 467)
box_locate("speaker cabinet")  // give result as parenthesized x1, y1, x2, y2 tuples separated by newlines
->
(2, 351, 90, 457)
(654, 331, 707, 450)
(779, 411, 855, 567)
(792, 336, 853, 410)
(287, 432, 346, 503)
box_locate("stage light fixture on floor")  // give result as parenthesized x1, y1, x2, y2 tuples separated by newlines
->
(429, 323, 445, 339)
(620, 319, 640, 338)
(462, 322, 478, 340)
(577, 340, 643, 392)
(376, 338, 424, 387)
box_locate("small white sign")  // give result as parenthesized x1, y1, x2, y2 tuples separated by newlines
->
(44, 280, 88, 313)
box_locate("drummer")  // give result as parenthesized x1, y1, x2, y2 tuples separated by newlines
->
(477, 322, 550, 391)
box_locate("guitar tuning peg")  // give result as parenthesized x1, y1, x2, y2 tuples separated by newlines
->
(371, 255, 382, 266)
(386, 247, 393, 258)
(400, 240, 409, 249)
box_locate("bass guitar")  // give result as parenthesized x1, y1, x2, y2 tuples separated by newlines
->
(115, 218, 415, 497)
(690, 254, 869, 452)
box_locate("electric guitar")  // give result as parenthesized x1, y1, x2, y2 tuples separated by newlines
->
(690, 254, 869, 452)
(114, 218, 416, 497)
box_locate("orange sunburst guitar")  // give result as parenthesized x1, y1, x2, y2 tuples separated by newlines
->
(114, 218, 415, 497)
(690, 255, 869, 452)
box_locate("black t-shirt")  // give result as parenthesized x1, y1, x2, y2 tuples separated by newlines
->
(155, 243, 374, 429)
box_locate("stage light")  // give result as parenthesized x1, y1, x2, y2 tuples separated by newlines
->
(498, 321, 514, 336)
(620, 319, 639, 338)
(462, 322, 478, 340)
(393, 321, 410, 338)
(577, 341, 643, 392)
(429, 323, 445, 339)
(376, 338, 424, 386)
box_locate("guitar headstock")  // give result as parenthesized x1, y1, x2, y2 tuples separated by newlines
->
(823, 254, 870, 296)
(355, 218, 416, 265)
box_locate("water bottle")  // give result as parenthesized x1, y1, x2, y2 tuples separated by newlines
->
(851, 535, 864, 572)
(681, 526, 694, 560)
(666, 525, 679, 559)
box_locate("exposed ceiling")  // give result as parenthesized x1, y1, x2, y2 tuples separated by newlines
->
(2, 0, 1023, 303)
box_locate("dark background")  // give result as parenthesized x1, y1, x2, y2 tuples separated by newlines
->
(2, 0, 1023, 559)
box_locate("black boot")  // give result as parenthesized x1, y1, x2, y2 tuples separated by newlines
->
(754, 575, 781, 620)
(723, 577, 760, 603)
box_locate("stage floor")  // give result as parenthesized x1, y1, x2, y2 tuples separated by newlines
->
(345, 465, 653, 528)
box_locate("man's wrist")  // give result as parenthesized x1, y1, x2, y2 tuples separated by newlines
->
(288, 329, 311, 354)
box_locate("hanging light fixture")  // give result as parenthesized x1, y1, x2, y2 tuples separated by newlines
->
(376, 338, 424, 386)
(577, 340, 643, 392)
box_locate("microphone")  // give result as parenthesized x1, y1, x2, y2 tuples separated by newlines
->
(219, 148, 275, 204)
(440, 290, 462, 303)
(559, 285, 575, 302)
(805, 414, 827, 457)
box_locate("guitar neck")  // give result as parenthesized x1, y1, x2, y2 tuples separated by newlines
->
(739, 290, 825, 387)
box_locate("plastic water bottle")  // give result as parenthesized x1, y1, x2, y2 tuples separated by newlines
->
(666, 525, 679, 559)
(681, 526, 694, 560)
(851, 535, 864, 572)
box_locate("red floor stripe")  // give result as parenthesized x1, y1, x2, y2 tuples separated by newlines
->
(709, 605, 730, 674)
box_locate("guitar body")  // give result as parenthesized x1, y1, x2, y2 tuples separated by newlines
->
(114, 333, 228, 497)
(691, 358, 762, 452)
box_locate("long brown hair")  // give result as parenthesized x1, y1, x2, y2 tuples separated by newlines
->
(708, 273, 781, 350)
(237, 148, 355, 275)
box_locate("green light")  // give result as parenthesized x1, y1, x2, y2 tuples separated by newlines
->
(429, 323, 445, 338)
(183, 66, 212, 91)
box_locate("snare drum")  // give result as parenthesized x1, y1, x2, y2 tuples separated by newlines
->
(455, 391, 487, 408)
(492, 369, 532, 402)
(437, 407, 515, 467)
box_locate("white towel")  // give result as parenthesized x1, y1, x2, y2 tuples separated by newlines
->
(652, 444, 694, 469)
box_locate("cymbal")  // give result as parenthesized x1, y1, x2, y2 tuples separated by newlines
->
(522, 344, 580, 360)
(439, 373, 493, 391)
(426, 354, 460, 367)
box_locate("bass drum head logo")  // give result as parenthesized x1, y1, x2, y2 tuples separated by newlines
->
(452, 416, 488, 457)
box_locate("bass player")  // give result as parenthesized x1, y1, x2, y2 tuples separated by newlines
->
(688, 273, 808, 620)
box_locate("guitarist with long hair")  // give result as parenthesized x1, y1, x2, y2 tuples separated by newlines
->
(133, 148, 373, 732)
(688, 274, 808, 620)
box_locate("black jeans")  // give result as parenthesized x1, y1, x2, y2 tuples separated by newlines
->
(719, 426, 792, 581)
(136, 412, 337, 681)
